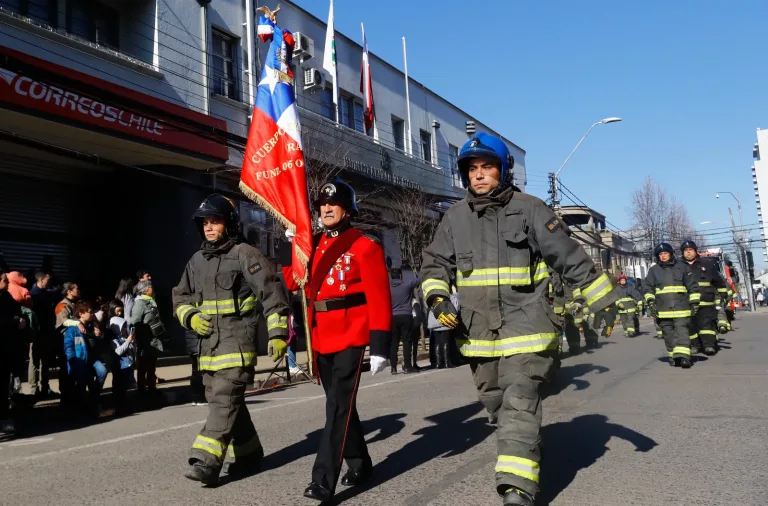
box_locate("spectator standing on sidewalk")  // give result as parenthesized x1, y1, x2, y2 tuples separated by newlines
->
(388, 267, 421, 374)
(115, 278, 136, 322)
(56, 282, 83, 405)
(427, 289, 460, 369)
(7, 272, 33, 395)
(63, 300, 105, 415)
(108, 299, 135, 414)
(0, 271, 26, 434)
(30, 271, 59, 398)
(130, 280, 165, 396)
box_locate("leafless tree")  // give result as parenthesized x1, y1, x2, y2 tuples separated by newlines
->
(388, 188, 440, 271)
(629, 176, 703, 251)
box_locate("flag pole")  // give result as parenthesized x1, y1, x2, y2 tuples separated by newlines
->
(402, 36, 413, 156)
(324, 0, 340, 124)
(299, 288, 316, 380)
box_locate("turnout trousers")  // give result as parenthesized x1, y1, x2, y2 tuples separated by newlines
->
(563, 314, 581, 352)
(189, 367, 263, 470)
(659, 317, 691, 360)
(590, 309, 615, 337)
(471, 352, 555, 498)
(690, 306, 718, 349)
(312, 345, 371, 494)
(619, 311, 639, 336)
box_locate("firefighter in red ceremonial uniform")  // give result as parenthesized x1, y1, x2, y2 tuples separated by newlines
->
(283, 177, 392, 502)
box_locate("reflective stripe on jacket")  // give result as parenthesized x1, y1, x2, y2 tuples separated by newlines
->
(642, 259, 699, 318)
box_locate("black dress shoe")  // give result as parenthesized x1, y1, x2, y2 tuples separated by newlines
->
(304, 482, 333, 502)
(340, 466, 372, 487)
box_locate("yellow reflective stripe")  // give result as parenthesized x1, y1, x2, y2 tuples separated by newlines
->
(495, 456, 540, 483)
(698, 282, 711, 287)
(239, 296, 259, 312)
(267, 313, 288, 330)
(227, 434, 262, 458)
(618, 297, 634, 303)
(199, 352, 256, 371)
(644, 293, 655, 301)
(582, 274, 611, 307)
(655, 286, 686, 294)
(672, 346, 691, 356)
(658, 310, 691, 318)
(689, 293, 701, 302)
(422, 279, 450, 300)
(689, 333, 699, 339)
(699, 330, 717, 336)
(176, 304, 196, 325)
(717, 288, 729, 293)
(532, 262, 549, 282)
(200, 299, 237, 315)
(192, 435, 225, 458)
(699, 301, 716, 306)
(458, 266, 531, 287)
(457, 334, 558, 357)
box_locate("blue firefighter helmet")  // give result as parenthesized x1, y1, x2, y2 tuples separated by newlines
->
(457, 133, 515, 188)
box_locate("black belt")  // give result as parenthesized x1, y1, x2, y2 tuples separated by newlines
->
(314, 293, 367, 312)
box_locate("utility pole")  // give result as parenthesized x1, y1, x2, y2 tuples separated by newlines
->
(547, 172, 559, 210)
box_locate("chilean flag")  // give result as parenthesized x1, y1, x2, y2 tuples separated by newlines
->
(360, 23, 375, 134)
(240, 18, 312, 286)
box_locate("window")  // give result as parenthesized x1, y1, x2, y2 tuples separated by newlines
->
(68, 0, 119, 48)
(320, 88, 335, 121)
(212, 29, 238, 100)
(449, 144, 460, 183)
(392, 117, 405, 151)
(4, 0, 56, 26)
(420, 130, 432, 164)
(353, 102, 365, 133)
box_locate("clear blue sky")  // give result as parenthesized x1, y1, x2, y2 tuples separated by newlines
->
(294, 0, 766, 264)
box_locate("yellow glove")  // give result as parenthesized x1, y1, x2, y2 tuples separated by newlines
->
(431, 297, 459, 329)
(191, 313, 213, 337)
(267, 339, 288, 362)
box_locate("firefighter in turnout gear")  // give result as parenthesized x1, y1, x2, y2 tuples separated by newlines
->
(615, 274, 643, 337)
(588, 304, 616, 338)
(173, 194, 289, 485)
(642, 242, 700, 368)
(421, 133, 617, 506)
(681, 240, 725, 356)
(564, 286, 586, 353)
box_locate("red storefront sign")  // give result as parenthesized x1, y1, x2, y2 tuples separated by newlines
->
(0, 45, 229, 161)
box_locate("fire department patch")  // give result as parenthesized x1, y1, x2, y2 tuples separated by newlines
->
(545, 217, 560, 233)
(248, 262, 262, 275)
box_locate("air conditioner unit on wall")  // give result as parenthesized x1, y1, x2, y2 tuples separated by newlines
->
(304, 68, 323, 92)
(293, 32, 314, 62)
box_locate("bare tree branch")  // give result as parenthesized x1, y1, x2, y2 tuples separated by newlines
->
(387, 188, 439, 270)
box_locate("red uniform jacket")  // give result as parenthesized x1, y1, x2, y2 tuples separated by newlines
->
(284, 229, 392, 356)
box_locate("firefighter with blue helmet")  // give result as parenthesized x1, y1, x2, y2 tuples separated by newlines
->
(421, 133, 617, 506)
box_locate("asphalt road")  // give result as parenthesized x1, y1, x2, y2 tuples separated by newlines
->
(1, 312, 767, 506)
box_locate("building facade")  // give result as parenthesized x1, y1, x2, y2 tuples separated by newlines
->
(0, 0, 525, 346)
(753, 128, 768, 263)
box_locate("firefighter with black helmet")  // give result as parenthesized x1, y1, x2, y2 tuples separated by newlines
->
(421, 132, 617, 506)
(681, 240, 726, 356)
(615, 274, 643, 337)
(173, 194, 289, 485)
(642, 242, 700, 368)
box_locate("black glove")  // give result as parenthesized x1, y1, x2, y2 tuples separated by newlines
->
(430, 297, 459, 329)
(647, 300, 658, 319)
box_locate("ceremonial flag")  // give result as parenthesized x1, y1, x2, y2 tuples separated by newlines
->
(322, 0, 340, 122)
(360, 22, 375, 134)
(240, 16, 312, 286)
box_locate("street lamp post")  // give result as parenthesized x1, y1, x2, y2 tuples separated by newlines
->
(551, 117, 622, 211)
(716, 191, 755, 312)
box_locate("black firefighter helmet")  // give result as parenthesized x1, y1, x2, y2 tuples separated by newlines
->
(654, 242, 674, 259)
(193, 193, 240, 239)
(313, 177, 359, 217)
(680, 239, 698, 253)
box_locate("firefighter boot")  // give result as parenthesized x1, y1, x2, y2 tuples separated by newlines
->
(680, 358, 692, 369)
(184, 460, 220, 486)
(704, 346, 717, 356)
(502, 487, 535, 506)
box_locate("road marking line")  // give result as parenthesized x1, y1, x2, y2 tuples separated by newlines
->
(0, 368, 441, 466)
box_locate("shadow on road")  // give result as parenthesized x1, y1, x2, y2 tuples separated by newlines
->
(538, 414, 658, 505)
(542, 363, 610, 399)
(329, 402, 494, 505)
(253, 412, 408, 478)
(654, 356, 709, 365)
